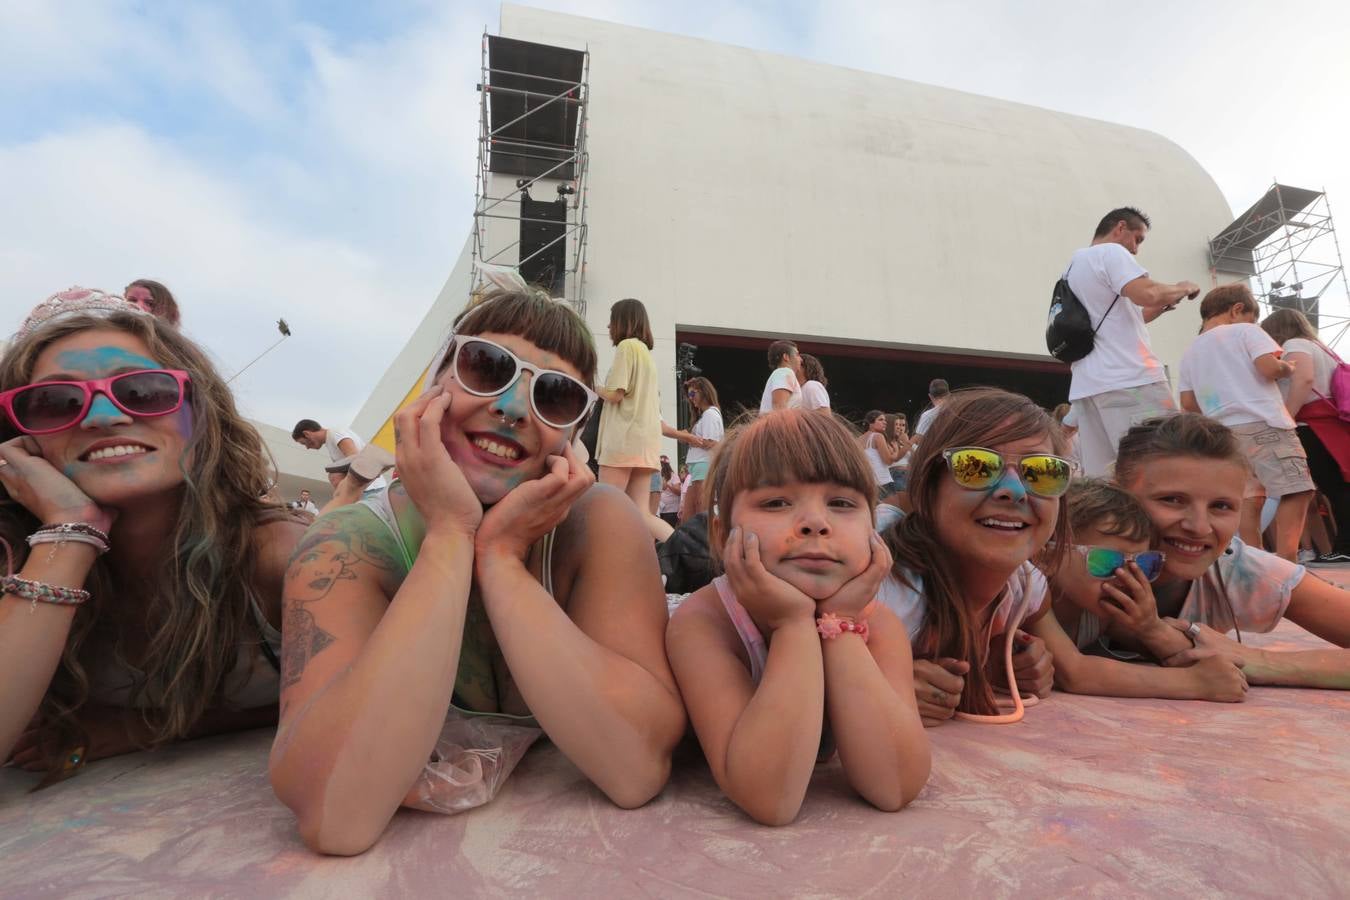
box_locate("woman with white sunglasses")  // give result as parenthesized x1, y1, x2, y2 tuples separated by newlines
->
(269, 287, 685, 855)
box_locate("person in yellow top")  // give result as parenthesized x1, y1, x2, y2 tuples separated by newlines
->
(596, 298, 672, 541)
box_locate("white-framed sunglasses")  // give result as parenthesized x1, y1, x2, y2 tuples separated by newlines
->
(445, 335, 598, 429)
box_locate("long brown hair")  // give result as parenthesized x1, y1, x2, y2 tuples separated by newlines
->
(685, 376, 720, 415)
(0, 310, 288, 767)
(706, 410, 875, 568)
(125, 278, 182, 326)
(881, 388, 1070, 715)
(1260, 307, 1318, 346)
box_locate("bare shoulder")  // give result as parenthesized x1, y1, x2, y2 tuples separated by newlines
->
(254, 517, 308, 573)
(667, 585, 744, 663)
(552, 482, 648, 572)
(250, 517, 309, 626)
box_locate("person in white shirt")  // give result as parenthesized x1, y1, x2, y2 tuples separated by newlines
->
(665, 376, 723, 521)
(291, 418, 388, 493)
(297, 489, 320, 515)
(799, 354, 831, 411)
(1065, 207, 1202, 477)
(912, 378, 950, 446)
(759, 340, 803, 413)
(1179, 284, 1313, 561)
(1261, 307, 1350, 562)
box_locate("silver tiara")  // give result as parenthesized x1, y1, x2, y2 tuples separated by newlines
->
(15, 287, 152, 341)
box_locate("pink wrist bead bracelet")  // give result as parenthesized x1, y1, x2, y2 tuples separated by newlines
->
(817, 612, 869, 643)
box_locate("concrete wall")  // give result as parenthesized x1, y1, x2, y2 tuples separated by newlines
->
(338, 4, 1236, 469)
(498, 3, 1233, 439)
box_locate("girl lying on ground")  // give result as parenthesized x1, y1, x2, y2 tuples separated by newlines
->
(0, 289, 304, 779)
(1091, 413, 1350, 689)
(665, 410, 929, 826)
(269, 287, 685, 855)
(879, 389, 1068, 725)
(1030, 479, 1248, 702)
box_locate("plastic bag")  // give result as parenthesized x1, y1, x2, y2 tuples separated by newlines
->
(407, 708, 543, 815)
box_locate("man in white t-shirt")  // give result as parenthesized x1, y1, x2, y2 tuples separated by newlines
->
(911, 378, 950, 446)
(759, 339, 804, 413)
(1179, 284, 1312, 562)
(1065, 207, 1202, 476)
(292, 417, 389, 493)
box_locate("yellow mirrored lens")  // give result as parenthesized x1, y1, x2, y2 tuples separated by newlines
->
(949, 449, 1001, 488)
(1020, 456, 1071, 496)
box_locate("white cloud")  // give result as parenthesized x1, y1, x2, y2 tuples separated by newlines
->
(0, 124, 407, 429)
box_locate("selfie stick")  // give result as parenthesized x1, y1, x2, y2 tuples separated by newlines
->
(227, 319, 292, 385)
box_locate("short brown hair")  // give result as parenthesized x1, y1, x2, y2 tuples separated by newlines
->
(608, 298, 654, 349)
(1199, 283, 1257, 320)
(448, 287, 598, 386)
(706, 409, 875, 567)
(1066, 479, 1154, 544)
(1115, 413, 1247, 488)
(1093, 207, 1150, 239)
(767, 340, 797, 369)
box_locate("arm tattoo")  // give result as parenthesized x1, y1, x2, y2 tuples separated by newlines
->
(280, 510, 401, 689)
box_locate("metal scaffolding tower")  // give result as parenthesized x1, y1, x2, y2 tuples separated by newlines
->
(1208, 183, 1350, 345)
(471, 32, 590, 315)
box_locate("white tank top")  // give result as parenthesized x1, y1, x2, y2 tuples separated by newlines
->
(863, 434, 891, 485)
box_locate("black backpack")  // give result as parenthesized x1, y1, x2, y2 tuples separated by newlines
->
(1045, 264, 1120, 363)
(658, 512, 715, 594)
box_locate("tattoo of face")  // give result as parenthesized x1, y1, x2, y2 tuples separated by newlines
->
(280, 515, 400, 689)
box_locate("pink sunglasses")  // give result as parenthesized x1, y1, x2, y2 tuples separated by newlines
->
(0, 369, 192, 435)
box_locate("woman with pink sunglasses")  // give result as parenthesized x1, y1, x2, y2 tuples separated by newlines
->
(0, 288, 306, 783)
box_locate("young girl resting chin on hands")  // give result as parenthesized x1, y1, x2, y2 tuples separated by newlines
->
(879, 389, 1072, 726)
(665, 410, 930, 826)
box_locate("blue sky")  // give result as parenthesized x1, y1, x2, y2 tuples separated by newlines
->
(3, 0, 1348, 430)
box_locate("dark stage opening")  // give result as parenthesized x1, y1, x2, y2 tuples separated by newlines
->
(673, 330, 1071, 432)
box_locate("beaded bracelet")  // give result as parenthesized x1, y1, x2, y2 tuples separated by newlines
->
(1, 574, 91, 607)
(817, 612, 870, 643)
(34, 522, 111, 545)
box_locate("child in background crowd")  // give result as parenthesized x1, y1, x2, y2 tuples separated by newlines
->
(1179, 284, 1312, 560)
(1029, 480, 1248, 701)
(666, 410, 929, 825)
(759, 340, 803, 413)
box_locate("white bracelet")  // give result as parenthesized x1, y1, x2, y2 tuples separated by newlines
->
(26, 531, 110, 555)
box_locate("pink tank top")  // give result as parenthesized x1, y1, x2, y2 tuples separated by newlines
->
(712, 575, 768, 684)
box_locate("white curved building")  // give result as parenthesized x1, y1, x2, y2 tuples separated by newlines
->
(351, 4, 1234, 447)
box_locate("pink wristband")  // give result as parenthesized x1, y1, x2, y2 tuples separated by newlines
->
(817, 612, 869, 643)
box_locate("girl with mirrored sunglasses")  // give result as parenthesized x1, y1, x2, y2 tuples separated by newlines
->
(270, 287, 685, 855)
(876, 389, 1073, 725)
(1029, 479, 1249, 702)
(1107, 413, 1350, 690)
(0, 290, 308, 782)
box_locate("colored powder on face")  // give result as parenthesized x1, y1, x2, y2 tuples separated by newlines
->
(54, 347, 160, 377)
(82, 394, 124, 426)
